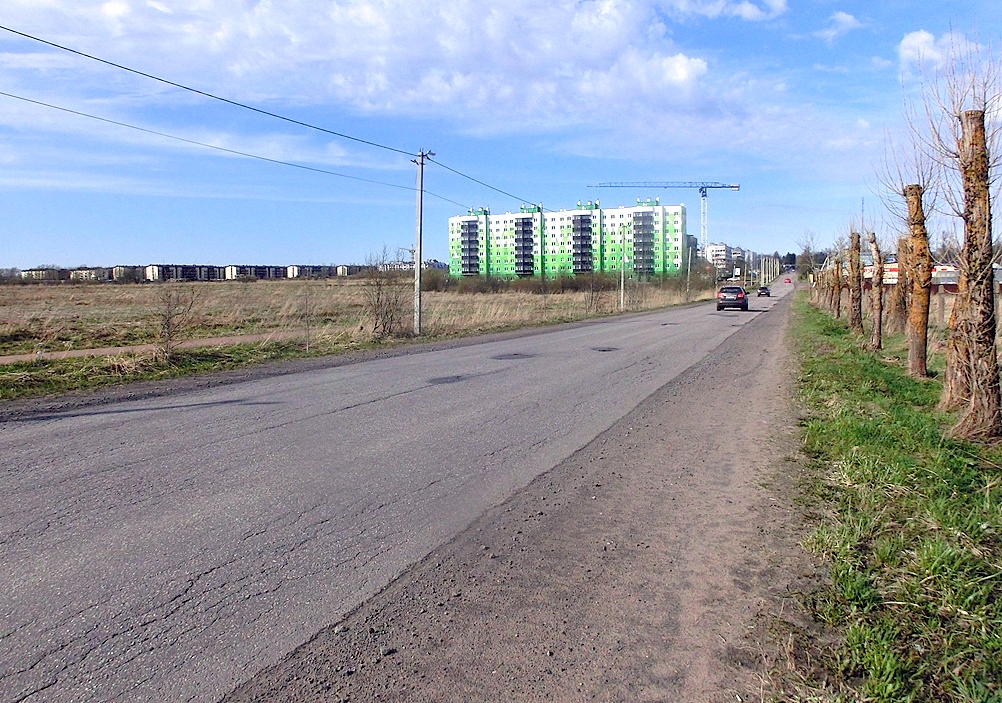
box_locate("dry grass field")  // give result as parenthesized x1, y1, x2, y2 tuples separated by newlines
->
(0, 278, 713, 400)
(0, 278, 711, 356)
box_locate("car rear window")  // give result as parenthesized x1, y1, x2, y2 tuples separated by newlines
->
(720, 286, 743, 293)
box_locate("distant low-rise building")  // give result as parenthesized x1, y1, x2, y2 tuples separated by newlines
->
(112, 266, 144, 282)
(69, 267, 111, 282)
(287, 265, 338, 279)
(145, 264, 179, 281)
(20, 268, 66, 282)
(224, 265, 286, 280)
(379, 260, 414, 272)
(145, 264, 225, 282)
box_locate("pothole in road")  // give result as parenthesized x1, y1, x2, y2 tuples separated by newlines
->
(491, 353, 534, 361)
(591, 347, 619, 353)
(428, 375, 467, 385)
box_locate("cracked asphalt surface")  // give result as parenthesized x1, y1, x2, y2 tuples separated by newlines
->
(1, 287, 793, 703)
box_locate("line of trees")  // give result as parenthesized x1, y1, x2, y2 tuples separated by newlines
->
(808, 36, 1000, 441)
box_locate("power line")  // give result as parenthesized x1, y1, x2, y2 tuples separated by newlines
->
(0, 25, 534, 212)
(0, 25, 547, 215)
(0, 24, 415, 157)
(0, 90, 468, 209)
(426, 156, 549, 211)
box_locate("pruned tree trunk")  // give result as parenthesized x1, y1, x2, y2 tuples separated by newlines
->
(848, 231, 864, 334)
(886, 238, 910, 335)
(940, 280, 970, 410)
(824, 268, 835, 314)
(867, 231, 884, 350)
(950, 110, 1001, 439)
(823, 270, 831, 311)
(904, 184, 932, 377)
(832, 258, 843, 319)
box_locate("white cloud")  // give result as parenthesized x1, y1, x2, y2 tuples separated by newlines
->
(660, 0, 786, 21)
(898, 29, 940, 70)
(896, 29, 985, 75)
(814, 11, 862, 44)
(101, 1, 129, 19)
(0, 1, 722, 131)
(813, 64, 849, 74)
(2, 0, 845, 179)
(579, 49, 708, 97)
(0, 51, 83, 70)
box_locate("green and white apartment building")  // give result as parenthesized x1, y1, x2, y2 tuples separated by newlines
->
(448, 199, 692, 279)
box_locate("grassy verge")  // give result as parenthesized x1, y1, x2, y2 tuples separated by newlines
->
(0, 339, 346, 401)
(790, 295, 1002, 702)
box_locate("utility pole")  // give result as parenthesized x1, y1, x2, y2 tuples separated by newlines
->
(620, 226, 626, 312)
(685, 245, 693, 301)
(412, 150, 433, 336)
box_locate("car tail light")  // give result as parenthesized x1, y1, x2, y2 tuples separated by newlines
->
(717, 292, 724, 298)
(737, 292, 745, 298)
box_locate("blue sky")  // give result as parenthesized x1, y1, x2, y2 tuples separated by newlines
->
(0, 1, 998, 269)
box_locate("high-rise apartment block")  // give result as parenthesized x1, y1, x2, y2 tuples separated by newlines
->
(448, 199, 690, 279)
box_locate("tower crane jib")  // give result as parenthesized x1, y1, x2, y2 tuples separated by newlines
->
(589, 181, 740, 256)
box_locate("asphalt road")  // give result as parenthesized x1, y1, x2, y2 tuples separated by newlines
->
(0, 287, 791, 703)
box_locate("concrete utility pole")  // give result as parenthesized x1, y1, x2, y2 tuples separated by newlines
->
(685, 246, 693, 301)
(620, 226, 626, 312)
(412, 150, 433, 336)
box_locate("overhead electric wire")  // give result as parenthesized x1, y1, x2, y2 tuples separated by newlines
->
(0, 24, 415, 157)
(0, 90, 468, 209)
(0, 25, 544, 213)
(426, 156, 548, 210)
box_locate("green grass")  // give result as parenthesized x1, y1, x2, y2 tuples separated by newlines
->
(792, 295, 1002, 702)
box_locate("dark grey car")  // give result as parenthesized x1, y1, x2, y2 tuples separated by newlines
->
(716, 285, 748, 311)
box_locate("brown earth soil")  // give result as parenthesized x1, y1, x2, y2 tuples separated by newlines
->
(222, 298, 828, 703)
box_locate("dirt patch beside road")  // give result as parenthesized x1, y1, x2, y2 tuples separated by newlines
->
(224, 298, 823, 702)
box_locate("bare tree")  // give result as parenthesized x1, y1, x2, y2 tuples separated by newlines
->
(919, 36, 1002, 436)
(831, 253, 844, 319)
(950, 109, 1000, 436)
(877, 107, 938, 375)
(795, 229, 821, 279)
(361, 247, 410, 338)
(886, 236, 910, 335)
(848, 230, 864, 334)
(905, 184, 933, 376)
(867, 231, 884, 350)
(153, 283, 199, 363)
